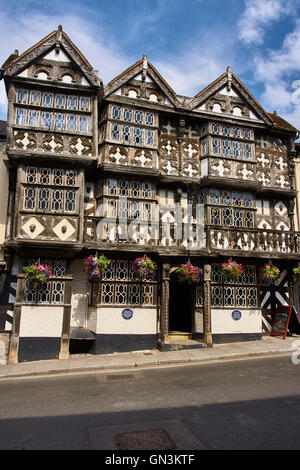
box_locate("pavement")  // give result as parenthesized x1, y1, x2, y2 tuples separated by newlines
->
(0, 334, 299, 380)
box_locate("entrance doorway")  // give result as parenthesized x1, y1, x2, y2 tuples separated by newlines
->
(169, 271, 194, 333)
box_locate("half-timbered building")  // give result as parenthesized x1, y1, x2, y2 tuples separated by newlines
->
(0, 26, 299, 363)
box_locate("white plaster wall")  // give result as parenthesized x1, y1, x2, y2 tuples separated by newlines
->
(71, 259, 88, 328)
(20, 306, 64, 337)
(95, 307, 157, 335)
(211, 309, 262, 334)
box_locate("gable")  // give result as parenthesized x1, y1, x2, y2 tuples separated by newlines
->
(105, 56, 179, 108)
(1, 27, 101, 88)
(190, 69, 273, 125)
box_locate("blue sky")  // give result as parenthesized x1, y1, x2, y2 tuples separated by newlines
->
(1, 0, 300, 130)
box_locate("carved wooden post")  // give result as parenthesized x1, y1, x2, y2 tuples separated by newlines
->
(203, 264, 213, 346)
(160, 263, 170, 343)
(7, 274, 25, 364)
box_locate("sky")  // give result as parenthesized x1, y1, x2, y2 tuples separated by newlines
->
(1, 0, 300, 131)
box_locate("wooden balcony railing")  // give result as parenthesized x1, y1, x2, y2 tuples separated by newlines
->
(208, 226, 300, 254)
(84, 217, 300, 255)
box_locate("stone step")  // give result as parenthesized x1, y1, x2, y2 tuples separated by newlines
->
(158, 337, 205, 352)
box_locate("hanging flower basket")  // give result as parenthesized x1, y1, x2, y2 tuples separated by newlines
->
(221, 259, 244, 280)
(23, 262, 52, 288)
(132, 255, 157, 281)
(293, 265, 300, 284)
(175, 260, 202, 285)
(260, 263, 280, 284)
(83, 254, 111, 278)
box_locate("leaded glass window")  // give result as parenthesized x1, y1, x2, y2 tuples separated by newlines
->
(129, 284, 140, 305)
(112, 106, 121, 119)
(134, 110, 143, 124)
(55, 94, 66, 108)
(26, 167, 37, 183)
(115, 284, 127, 304)
(53, 169, 63, 185)
(212, 287, 223, 307)
(244, 143, 252, 158)
(133, 127, 143, 144)
(16, 108, 27, 125)
(210, 207, 220, 225)
(52, 281, 65, 304)
(116, 260, 128, 280)
(224, 286, 234, 306)
(233, 209, 243, 227)
(52, 189, 63, 211)
(245, 211, 254, 228)
(243, 128, 251, 139)
(79, 115, 90, 132)
(38, 282, 51, 304)
(38, 188, 50, 210)
(233, 141, 242, 157)
(210, 190, 220, 205)
(142, 285, 154, 305)
(41, 111, 53, 128)
(43, 93, 53, 107)
(107, 199, 117, 217)
(119, 180, 129, 196)
(146, 129, 154, 145)
(142, 182, 152, 199)
(122, 125, 131, 143)
(29, 90, 41, 106)
(243, 194, 253, 207)
(92, 258, 157, 306)
(107, 179, 117, 195)
(146, 112, 154, 125)
(212, 138, 221, 154)
(222, 125, 230, 136)
(17, 89, 28, 104)
(232, 192, 242, 206)
(54, 113, 65, 129)
(130, 201, 140, 219)
(28, 110, 40, 127)
(101, 283, 114, 304)
(66, 114, 77, 131)
(24, 259, 66, 305)
(24, 187, 36, 210)
(111, 124, 120, 140)
(80, 96, 90, 111)
(67, 96, 78, 110)
(130, 181, 140, 197)
(65, 190, 76, 212)
(212, 263, 258, 308)
(223, 207, 233, 226)
(39, 168, 51, 185)
(123, 108, 132, 121)
(211, 123, 220, 134)
(66, 170, 77, 186)
(223, 139, 232, 155)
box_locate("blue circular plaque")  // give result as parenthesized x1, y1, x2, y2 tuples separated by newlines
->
(232, 309, 242, 321)
(122, 308, 133, 320)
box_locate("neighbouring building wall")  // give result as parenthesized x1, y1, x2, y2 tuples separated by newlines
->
(295, 157, 300, 231)
(0, 140, 8, 245)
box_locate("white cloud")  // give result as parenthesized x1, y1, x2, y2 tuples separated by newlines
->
(252, 18, 300, 130)
(0, 8, 132, 119)
(238, 0, 294, 45)
(155, 29, 237, 97)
